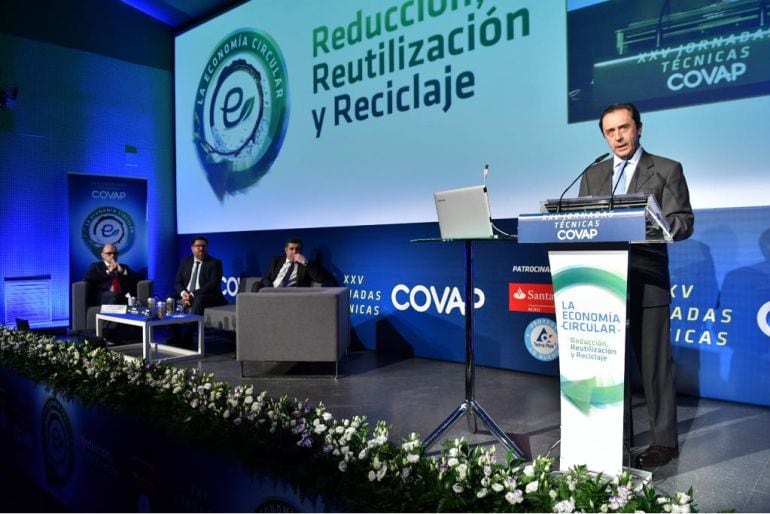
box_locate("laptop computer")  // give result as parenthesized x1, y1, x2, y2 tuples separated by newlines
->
(433, 185, 494, 239)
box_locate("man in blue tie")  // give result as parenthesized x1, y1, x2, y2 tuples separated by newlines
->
(579, 103, 694, 469)
(259, 237, 330, 290)
(174, 236, 227, 315)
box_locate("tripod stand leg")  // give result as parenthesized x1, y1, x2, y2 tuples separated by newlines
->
(423, 401, 471, 450)
(472, 400, 524, 458)
(467, 411, 478, 434)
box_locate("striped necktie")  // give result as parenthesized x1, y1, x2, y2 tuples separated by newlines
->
(282, 263, 297, 287)
(188, 261, 200, 292)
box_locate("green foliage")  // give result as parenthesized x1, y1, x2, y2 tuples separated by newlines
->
(0, 328, 700, 512)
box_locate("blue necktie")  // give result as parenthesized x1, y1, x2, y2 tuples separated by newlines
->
(613, 160, 627, 195)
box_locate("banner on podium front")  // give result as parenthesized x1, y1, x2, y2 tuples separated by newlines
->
(549, 250, 628, 476)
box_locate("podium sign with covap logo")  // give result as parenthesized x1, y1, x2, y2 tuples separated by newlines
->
(518, 209, 646, 244)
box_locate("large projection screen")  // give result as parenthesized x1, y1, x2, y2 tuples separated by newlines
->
(175, 0, 770, 234)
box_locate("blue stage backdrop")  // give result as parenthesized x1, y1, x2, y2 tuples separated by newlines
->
(670, 206, 770, 407)
(177, 205, 770, 408)
(68, 174, 149, 296)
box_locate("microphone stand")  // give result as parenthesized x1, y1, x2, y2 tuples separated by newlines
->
(557, 152, 610, 213)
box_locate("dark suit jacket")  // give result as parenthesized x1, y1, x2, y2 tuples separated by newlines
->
(174, 254, 226, 306)
(260, 256, 328, 289)
(579, 150, 694, 306)
(84, 261, 134, 304)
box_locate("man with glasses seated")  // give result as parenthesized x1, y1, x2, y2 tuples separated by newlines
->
(168, 236, 227, 348)
(84, 243, 134, 305)
(174, 236, 227, 315)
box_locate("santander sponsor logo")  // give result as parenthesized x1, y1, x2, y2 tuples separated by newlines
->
(508, 283, 555, 314)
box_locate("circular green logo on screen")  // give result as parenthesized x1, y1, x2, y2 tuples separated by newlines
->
(81, 206, 135, 258)
(194, 29, 289, 201)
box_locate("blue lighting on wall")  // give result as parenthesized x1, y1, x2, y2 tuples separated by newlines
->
(0, 33, 176, 328)
(119, 0, 189, 27)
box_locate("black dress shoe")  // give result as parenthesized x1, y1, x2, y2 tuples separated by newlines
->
(635, 445, 679, 468)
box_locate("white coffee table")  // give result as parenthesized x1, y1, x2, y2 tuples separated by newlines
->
(95, 312, 204, 363)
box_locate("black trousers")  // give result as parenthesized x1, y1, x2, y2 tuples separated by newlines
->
(624, 301, 678, 449)
(188, 293, 227, 315)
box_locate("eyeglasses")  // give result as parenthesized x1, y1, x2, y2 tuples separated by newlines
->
(103, 251, 117, 255)
(192, 244, 207, 248)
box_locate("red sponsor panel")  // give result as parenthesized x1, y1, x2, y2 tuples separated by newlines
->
(508, 283, 555, 313)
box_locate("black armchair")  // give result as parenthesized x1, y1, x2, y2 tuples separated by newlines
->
(71, 279, 153, 332)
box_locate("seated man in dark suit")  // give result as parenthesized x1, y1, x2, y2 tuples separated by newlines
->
(259, 237, 329, 290)
(174, 236, 227, 315)
(84, 243, 134, 305)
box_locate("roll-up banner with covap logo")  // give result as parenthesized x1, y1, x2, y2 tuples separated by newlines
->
(68, 173, 148, 295)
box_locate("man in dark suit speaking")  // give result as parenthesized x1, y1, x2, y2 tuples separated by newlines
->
(174, 236, 227, 315)
(579, 103, 694, 469)
(259, 237, 329, 290)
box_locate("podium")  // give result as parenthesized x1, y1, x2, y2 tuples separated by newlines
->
(518, 193, 670, 475)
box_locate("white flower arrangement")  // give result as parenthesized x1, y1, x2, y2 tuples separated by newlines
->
(0, 328, 700, 513)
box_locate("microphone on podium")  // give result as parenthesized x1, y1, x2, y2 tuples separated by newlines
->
(556, 152, 610, 213)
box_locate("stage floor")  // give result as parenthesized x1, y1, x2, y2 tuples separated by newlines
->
(148, 333, 770, 513)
